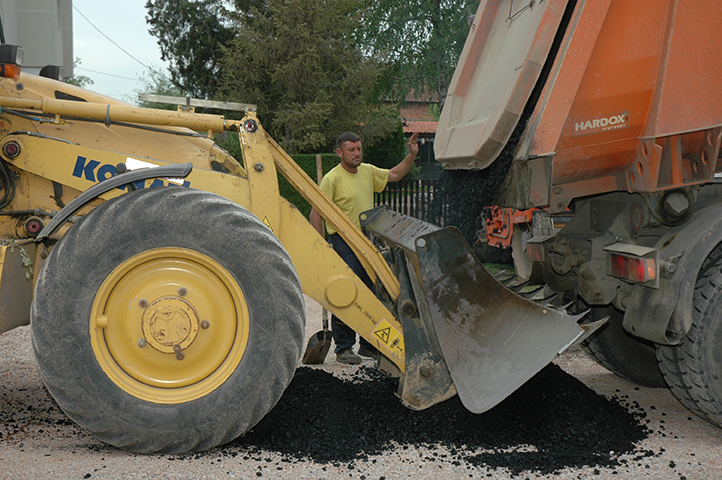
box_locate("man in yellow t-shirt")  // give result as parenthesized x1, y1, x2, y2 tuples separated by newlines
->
(310, 131, 419, 364)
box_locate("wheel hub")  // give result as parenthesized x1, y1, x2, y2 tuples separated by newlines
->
(89, 247, 250, 404)
(142, 296, 200, 354)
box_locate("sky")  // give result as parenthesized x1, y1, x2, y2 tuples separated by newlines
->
(72, 0, 168, 103)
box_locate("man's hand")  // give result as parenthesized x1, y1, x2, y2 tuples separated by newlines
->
(408, 132, 420, 157)
(388, 132, 420, 182)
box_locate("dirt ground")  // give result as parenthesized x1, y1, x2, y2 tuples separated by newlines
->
(2, 295, 722, 479)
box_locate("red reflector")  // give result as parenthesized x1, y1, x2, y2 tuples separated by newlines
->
(0, 64, 21, 79)
(526, 243, 544, 262)
(610, 253, 657, 283)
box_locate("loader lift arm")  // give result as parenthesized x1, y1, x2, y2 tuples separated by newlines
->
(3, 96, 399, 297)
(0, 93, 602, 397)
(0, 95, 407, 370)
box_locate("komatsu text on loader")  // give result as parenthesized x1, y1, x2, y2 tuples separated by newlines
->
(0, 0, 717, 454)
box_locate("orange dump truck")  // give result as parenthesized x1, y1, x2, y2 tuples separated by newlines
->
(435, 0, 722, 426)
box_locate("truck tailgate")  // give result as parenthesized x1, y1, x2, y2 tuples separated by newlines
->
(435, 0, 569, 170)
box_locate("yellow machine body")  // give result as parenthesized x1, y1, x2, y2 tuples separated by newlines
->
(0, 73, 405, 367)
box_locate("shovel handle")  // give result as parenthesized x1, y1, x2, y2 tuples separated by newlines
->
(317, 155, 332, 334)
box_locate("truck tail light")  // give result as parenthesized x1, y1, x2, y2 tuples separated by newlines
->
(610, 253, 656, 283)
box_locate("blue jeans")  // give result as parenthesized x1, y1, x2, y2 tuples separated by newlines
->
(328, 234, 373, 353)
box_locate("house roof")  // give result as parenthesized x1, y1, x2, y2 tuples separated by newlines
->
(404, 89, 439, 103)
(382, 88, 439, 104)
(404, 120, 438, 135)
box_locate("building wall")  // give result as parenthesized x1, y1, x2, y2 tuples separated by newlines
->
(400, 101, 436, 121)
(0, 0, 73, 76)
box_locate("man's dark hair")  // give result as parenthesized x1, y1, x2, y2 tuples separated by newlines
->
(337, 132, 361, 150)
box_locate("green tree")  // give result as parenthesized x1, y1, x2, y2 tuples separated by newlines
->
(132, 65, 245, 163)
(134, 67, 183, 109)
(145, 0, 241, 98)
(64, 58, 94, 88)
(357, 0, 478, 111)
(363, 114, 405, 170)
(219, 0, 381, 154)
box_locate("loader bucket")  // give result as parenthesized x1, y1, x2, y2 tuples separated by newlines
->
(362, 207, 603, 414)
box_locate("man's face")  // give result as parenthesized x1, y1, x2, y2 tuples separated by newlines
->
(337, 140, 362, 172)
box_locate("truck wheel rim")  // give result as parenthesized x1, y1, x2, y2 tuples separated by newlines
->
(89, 248, 249, 404)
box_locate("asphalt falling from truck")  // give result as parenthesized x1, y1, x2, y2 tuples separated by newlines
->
(223, 364, 652, 476)
(427, 113, 528, 254)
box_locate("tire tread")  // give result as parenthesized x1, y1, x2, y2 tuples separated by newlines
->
(32, 188, 305, 453)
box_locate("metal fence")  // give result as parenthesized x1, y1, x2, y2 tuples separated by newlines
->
(374, 179, 439, 223)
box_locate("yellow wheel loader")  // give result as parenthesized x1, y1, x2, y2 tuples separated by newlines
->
(0, 43, 600, 454)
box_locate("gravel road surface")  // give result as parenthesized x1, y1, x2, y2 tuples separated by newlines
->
(2, 296, 721, 479)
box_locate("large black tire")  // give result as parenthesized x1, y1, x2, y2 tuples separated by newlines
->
(581, 305, 666, 388)
(656, 251, 722, 427)
(31, 187, 305, 453)
(655, 344, 710, 422)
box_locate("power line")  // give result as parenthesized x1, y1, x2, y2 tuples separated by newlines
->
(73, 5, 150, 70)
(76, 67, 140, 82)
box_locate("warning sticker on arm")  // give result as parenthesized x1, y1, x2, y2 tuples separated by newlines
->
(372, 319, 404, 357)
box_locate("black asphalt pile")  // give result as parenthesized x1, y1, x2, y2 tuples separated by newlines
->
(0, 384, 82, 441)
(428, 114, 529, 246)
(225, 364, 652, 476)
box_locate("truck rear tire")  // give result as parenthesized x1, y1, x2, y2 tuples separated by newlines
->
(580, 306, 666, 388)
(655, 344, 710, 421)
(31, 187, 305, 453)
(656, 252, 722, 427)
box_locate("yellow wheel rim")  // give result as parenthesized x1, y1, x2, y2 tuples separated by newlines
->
(89, 247, 249, 404)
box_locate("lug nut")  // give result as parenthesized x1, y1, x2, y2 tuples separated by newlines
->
(173, 344, 182, 353)
(178, 287, 187, 296)
(139, 299, 148, 308)
(137, 339, 147, 348)
(200, 320, 210, 329)
(176, 352, 185, 361)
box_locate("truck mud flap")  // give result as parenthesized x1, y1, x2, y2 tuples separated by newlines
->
(414, 227, 602, 414)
